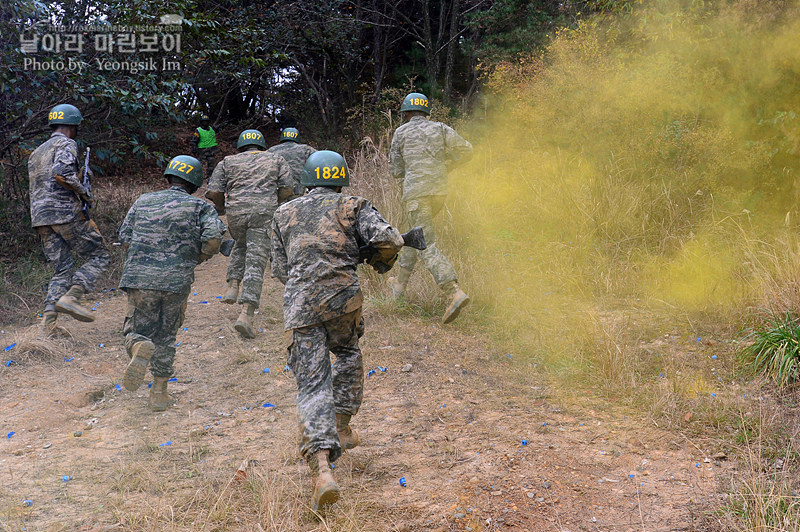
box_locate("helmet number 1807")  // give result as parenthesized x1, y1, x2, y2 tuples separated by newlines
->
(314, 166, 346, 180)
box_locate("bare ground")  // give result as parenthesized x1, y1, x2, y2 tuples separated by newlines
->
(0, 256, 730, 531)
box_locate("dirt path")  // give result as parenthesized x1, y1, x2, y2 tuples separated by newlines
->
(0, 256, 727, 531)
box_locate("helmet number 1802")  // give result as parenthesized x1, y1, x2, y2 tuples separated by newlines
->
(314, 166, 346, 180)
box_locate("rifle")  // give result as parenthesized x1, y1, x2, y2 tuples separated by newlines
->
(359, 226, 426, 273)
(82, 147, 92, 219)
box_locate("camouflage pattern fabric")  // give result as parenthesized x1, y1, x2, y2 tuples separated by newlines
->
(207, 149, 291, 217)
(37, 219, 110, 306)
(197, 146, 218, 181)
(123, 288, 188, 378)
(28, 132, 88, 227)
(271, 187, 404, 329)
(118, 185, 225, 294)
(288, 308, 364, 463)
(388, 115, 473, 202)
(266, 142, 316, 202)
(397, 195, 457, 287)
(226, 212, 271, 307)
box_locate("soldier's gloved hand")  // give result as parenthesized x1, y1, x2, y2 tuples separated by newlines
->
(198, 253, 213, 264)
(368, 253, 398, 274)
(80, 193, 94, 209)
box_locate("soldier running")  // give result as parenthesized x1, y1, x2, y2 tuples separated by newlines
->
(118, 155, 225, 411)
(205, 129, 292, 338)
(266, 127, 317, 204)
(28, 104, 110, 333)
(191, 114, 218, 182)
(388, 92, 474, 323)
(271, 151, 404, 512)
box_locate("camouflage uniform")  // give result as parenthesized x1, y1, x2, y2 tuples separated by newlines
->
(118, 185, 225, 377)
(266, 142, 316, 204)
(271, 187, 404, 462)
(388, 116, 473, 287)
(207, 150, 291, 307)
(197, 146, 218, 180)
(28, 131, 110, 309)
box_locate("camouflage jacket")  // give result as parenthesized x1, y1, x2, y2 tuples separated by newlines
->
(27, 132, 87, 227)
(207, 150, 292, 217)
(271, 187, 404, 329)
(266, 142, 317, 200)
(119, 186, 226, 294)
(389, 116, 473, 202)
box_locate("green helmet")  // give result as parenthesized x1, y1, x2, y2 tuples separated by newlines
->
(164, 155, 203, 187)
(200, 114, 210, 122)
(400, 92, 430, 114)
(280, 127, 300, 143)
(237, 129, 266, 149)
(300, 150, 350, 187)
(48, 104, 83, 126)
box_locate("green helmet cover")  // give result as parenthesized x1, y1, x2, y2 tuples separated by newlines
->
(300, 150, 350, 187)
(400, 92, 430, 114)
(48, 104, 83, 126)
(237, 129, 266, 149)
(164, 155, 203, 187)
(280, 127, 300, 143)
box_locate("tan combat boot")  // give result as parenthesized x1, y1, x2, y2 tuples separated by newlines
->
(234, 303, 256, 339)
(40, 311, 58, 331)
(442, 282, 470, 324)
(388, 266, 412, 299)
(336, 413, 359, 451)
(55, 285, 95, 322)
(309, 450, 340, 513)
(149, 376, 173, 412)
(123, 340, 154, 391)
(221, 279, 239, 304)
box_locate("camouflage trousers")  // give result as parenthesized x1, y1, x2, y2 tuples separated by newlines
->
(123, 288, 188, 378)
(398, 195, 457, 287)
(287, 308, 364, 463)
(37, 218, 111, 309)
(197, 146, 218, 182)
(226, 212, 272, 308)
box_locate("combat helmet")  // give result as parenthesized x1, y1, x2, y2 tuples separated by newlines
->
(164, 155, 203, 187)
(237, 129, 266, 150)
(280, 127, 300, 143)
(400, 92, 430, 115)
(300, 150, 350, 187)
(48, 104, 83, 126)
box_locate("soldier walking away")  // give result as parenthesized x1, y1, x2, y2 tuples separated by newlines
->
(28, 104, 111, 333)
(266, 127, 317, 204)
(271, 151, 404, 513)
(118, 155, 225, 411)
(388, 92, 473, 324)
(205, 129, 292, 339)
(191, 114, 218, 182)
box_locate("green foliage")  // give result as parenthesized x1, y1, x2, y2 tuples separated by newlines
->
(741, 312, 800, 387)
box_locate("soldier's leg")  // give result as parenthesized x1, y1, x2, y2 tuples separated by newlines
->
(226, 220, 247, 283)
(327, 309, 365, 450)
(60, 219, 111, 293)
(408, 196, 457, 287)
(148, 292, 188, 378)
(122, 289, 159, 390)
(288, 324, 341, 463)
(390, 203, 419, 298)
(37, 226, 75, 309)
(238, 221, 269, 308)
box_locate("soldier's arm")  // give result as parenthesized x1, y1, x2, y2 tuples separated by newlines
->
(118, 201, 137, 252)
(356, 200, 405, 269)
(191, 130, 200, 154)
(198, 203, 226, 262)
(444, 125, 473, 171)
(388, 133, 405, 180)
(270, 218, 289, 284)
(205, 160, 226, 214)
(275, 156, 296, 203)
(53, 142, 90, 199)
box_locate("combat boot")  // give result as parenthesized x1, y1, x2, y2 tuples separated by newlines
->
(234, 303, 256, 339)
(40, 311, 58, 331)
(388, 266, 412, 299)
(442, 282, 470, 324)
(222, 279, 239, 304)
(309, 450, 339, 513)
(149, 376, 173, 412)
(336, 413, 359, 451)
(55, 285, 95, 322)
(123, 340, 154, 391)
